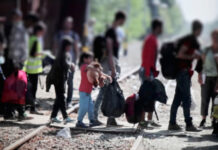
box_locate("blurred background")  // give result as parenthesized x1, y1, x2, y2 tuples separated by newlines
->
(0, 0, 217, 50)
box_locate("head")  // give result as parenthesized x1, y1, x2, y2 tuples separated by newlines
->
(151, 19, 163, 36)
(192, 20, 203, 37)
(33, 22, 46, 37)
(61, 35, 73, 52)
(114, 11, 126, 26)
(79, 52, 93, 67)
(11, 9, 23, 24)
(211, 29, 218, 48)
(24, 13, 39, 28)
(63, 16, 73, 30)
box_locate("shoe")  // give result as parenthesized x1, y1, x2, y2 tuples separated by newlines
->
(67, 103, 73, 109)
(4, 116, 16, 120)
(76, 121, 88, 128)
(148, 120, 161, 127)
(64, 117, 74, 124)
(186, 124, 198, 132)
(107, 118, 119, 127)
(138, 120, 149, 129)
(51, 117, 62, 123)
(95, 120, 103, 125)
(168, 123, 182, 131)
(30, 110, 44, 115)
(199, 119, 206, 128)
(18, 114, 33, 121)
(89, 120, 102, 127)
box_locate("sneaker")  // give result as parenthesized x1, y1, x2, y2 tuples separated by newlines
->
(107, 118, 119, 127)
(18, 114, 33, 121)
(4, 116, 16, 120)
(199, 119, 206, 128)
(30, 110, 44, 115)
(148, 120, 162, 127)
(89, 120, 102, 127)
(64, 117, 74, 124)
(168, 123, 182, 131)
(51, 117, 62, 123)
(186, 124, 198, 132)
(138, 120, 149, 129)
(76, 121, 88, 128)
(67, 103, 73, 109)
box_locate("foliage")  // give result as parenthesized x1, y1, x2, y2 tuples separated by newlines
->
(90, 0, 184, 39)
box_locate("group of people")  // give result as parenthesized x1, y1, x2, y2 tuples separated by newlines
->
(140, 18, 218, 135)
(0, 8, 218, 136)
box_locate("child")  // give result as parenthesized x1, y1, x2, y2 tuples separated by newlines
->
(212, 96, 218, 136)
(76, 52, 111, 128)
(24, 22, 46, 115)
(46, 36, 74, 123)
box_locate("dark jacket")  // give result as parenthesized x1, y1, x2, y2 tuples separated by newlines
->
(46, 51, 72, 92)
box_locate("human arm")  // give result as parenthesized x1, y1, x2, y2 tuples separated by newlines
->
(106, 38, 116, 78)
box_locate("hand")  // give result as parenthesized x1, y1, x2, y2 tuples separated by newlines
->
(198, 73, 203, 85)
(107, 76, 113, 83)
(71, 63, 75, 71)
(111, 70, 116, 79)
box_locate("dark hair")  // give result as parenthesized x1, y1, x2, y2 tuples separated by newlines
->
(151, 19, 163, 31)
(11, 9, 22, 17)
(60, 36, 73, 53)
(24, 13, 39, 24)
(33, 22, 46, 34)
(115, 11, 126, 21)
(79, 52, 93, 67)
(192, 20, 203, 32)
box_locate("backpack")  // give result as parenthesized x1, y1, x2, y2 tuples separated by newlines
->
(160, 42, 178, 80)
(125, 94, 143, 124)
(93, 35, 106, 62)
(101, 80, 125, 118)
(1, 70, 27, 105)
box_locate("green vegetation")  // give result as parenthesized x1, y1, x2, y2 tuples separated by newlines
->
(90, 0, 184, 39)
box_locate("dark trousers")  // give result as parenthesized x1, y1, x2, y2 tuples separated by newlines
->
(28, 74, 39, 111)
(51, 83, 68, 119)
(170, 70, 192, 126)
(67, 71, 74, 104)
(201, 76, 217, 117)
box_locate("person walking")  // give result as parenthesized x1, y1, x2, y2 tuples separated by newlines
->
(54, 17, 79, 108)
(47, 36, 74, 123)
(168, 20, 203, 131)
(139, 19, 163, 128)
(93, 11, 126, 126)
(198, 30, 218, 127)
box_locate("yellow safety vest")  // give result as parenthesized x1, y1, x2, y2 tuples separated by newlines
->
(213, 105, 218, 119)
(24, 36, 43, 74)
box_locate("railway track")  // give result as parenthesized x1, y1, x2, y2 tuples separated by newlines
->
(2, 66, 145, 150)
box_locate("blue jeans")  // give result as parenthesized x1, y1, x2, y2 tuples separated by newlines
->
(78, 92, 94, 122)
(67, 71, 74, 104)
(170, 70, 192, 125)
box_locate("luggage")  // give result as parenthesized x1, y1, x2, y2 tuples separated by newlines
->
(152, 79, 168, 104)
(125, 94, 143, 124)
(101, 80, 125, 118)
(1, 70, 27, 105)
(160, 42, 178, 80)
(138, 79, 168, 110)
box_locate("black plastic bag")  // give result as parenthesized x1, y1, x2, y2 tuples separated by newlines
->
(101, 80, 125, 118)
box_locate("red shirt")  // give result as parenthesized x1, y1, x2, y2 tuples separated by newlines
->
(141, 34, 159, 77)
(79, 64, 93, 94)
